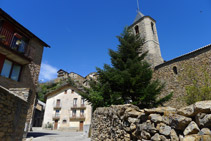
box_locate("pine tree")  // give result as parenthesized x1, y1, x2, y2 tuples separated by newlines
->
(81, 28, 172, 110)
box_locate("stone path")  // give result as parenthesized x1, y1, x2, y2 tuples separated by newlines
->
(26, 128, 90, 141)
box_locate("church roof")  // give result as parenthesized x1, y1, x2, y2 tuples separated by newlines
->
(155, 44, 211, 70)
(134, 11, 144, 23)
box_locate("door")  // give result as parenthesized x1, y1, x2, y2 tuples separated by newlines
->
(79, 121, 83, 131)
(54, 120, 58, 130)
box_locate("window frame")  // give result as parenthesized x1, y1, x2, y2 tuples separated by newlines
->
(0, 58, 22, 81)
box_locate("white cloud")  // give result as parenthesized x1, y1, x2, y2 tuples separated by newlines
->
(39, 62, 58, 82)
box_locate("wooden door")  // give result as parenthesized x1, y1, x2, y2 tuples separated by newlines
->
(54, 120, 58, 130)
(79, 121, 83, 131)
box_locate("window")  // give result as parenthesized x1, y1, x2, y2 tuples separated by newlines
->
(73, 98, 77, 106)
(10, 33, 27, 53)
(72, 109, 76, 117)
(56, 99, 61, 107)
(80, 110, 84, 117)
(173, 66, 178, 75)
(135, 25, 139, 35)
(81, 98, 85, 106)
(0, 59, 22, 81)
(63, 119, 67, 123)
(71, 90, 74, 93)
(151, 22, 155, 34)
(64, 90, 67, 94)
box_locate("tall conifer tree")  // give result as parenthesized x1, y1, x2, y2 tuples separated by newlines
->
(81, 28, 172, 110)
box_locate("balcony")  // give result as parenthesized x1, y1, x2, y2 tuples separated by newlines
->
(71, 104, 86, 110)
(69, 115, 85, 121)
(0, 24, 31, 65)
(52, 114, 60, 120)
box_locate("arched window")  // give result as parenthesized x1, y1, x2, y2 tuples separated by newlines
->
(151, 22, 155, 34)
(173, 66, 178, 75)
(135, 25, 139, 35)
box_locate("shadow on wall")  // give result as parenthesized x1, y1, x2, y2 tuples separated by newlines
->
(27, 132, 57, 138)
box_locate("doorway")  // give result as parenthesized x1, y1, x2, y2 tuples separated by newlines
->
(79, 121, 83, 131)
(54, 120, 58, 130)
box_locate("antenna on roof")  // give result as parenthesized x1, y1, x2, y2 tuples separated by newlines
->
(137, 0, 140, 12)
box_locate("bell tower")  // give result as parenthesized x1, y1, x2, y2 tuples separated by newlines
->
(130, 1, 164, 67)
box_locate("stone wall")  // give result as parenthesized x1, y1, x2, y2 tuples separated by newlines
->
(0, 86, 28, 140)
(153, 45, 211, 108)
(91, 101, 211, 141)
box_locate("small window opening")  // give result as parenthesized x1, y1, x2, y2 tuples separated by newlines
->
(63, 119, 67, 123)
(134, 25, 139, 35)
(173, 66, 178, 75)
(64, 90, 67, 94)
(151, 22, 155, 34)
(71, 90, 74, 93)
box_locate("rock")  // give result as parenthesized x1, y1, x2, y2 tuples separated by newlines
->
(160, 135, 170, 141)
(183, 134, 211, 141)
(162, 116, 170, 125)
(179, 135, 184, 141)
(130, 123, 136, 131)
(194, 100, 211, 114)
(128, 117, 139, 123)
(156, 123, 171, 136)
(151, 133, 161, 141)
(141, 130, 151, 140)
(199, 128, 211, 135)
(144, 107, 176, 114)
(195, 113, 211, 128)
(125, 108, 143, 118)
(183, 121, 200, 136)
(177, 105, 195, 117)
(138, 120, 157, 134)
(138, 112, 148, 123)
(149, 114, 162, 123)
(170, 129, 179, 141)
(169, 114, 192, 130)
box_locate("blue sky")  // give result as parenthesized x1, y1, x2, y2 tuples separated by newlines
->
(1, 0, 211, 81)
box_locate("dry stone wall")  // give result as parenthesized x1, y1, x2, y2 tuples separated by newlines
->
(0, 86, 28, 141)
(91, 101, 211, 141)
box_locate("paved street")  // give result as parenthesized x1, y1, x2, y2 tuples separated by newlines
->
(26, 128, 91, 141)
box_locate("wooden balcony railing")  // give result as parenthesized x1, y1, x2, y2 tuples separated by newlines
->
(69, 115, 85, 121)
(71, 104, 86, 110)
(52, 114, 60, 120)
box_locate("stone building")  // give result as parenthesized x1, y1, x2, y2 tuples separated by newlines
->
(32, 100, 46, 127)
(0, 8, 49, 139)
(42, 83, 92, 132)
(130, 9, 211, 108)
(130, 11, 164, 67)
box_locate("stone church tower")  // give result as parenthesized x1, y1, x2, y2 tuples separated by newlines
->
(130, 10, 164, 67)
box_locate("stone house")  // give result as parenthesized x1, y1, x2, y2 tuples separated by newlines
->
(32, 100, 46, 127)
(130, 10, 211, 108)
(0, 8, 49, 140)
(42, 83, 92, 132)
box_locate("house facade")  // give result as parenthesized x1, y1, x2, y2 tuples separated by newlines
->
(0, 8, 49, 139)
(43, 84, 92, 132)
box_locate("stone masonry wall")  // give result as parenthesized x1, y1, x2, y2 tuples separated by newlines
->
(91, 101, 211, 141)
(0, 38, 44, 136)
(0, 86, 28, 141)
(153, 45, 211, 109)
